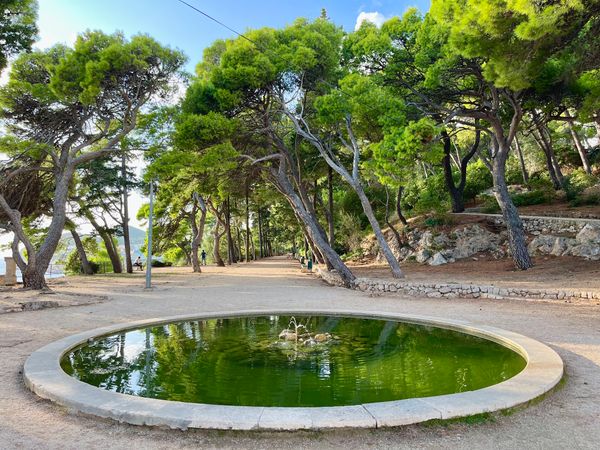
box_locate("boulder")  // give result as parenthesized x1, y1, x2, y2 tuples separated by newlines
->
(576, 224, 600, 245)
(571, 244, 600, 260)
(452, 225, 501, 259)
(550, 237, 576, 256)
(429, 252, 448, 266)
(415, 249, 431, 264)
(528, 235, 555, 255)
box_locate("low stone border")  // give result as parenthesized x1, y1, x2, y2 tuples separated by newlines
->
(315, 269, 600, 301)
(24, 309, 563, 430)
(353, 277, 600, 301)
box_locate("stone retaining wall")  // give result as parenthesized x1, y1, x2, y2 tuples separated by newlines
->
(466, 213, 598, 235)
(314, 268, 600, 302)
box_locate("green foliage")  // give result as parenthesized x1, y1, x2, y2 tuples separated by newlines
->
(336, 212, 364, 256)
(0, 0, 38, 72)
(563, 168, 598, 200)
(338, 186, 387, 229)
(511, 190, 553, 207)
(402, 173, 449, 215)
(151, 260, 173, 268)
(431, 0, 593, 90)
(463, 160, 493, 201)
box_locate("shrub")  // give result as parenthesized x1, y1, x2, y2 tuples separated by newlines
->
(464, 160, 493, 201)
(563, 168, 598, 200)
(511, 189, 553, 207)
(151, 259, 173, 267)
(423, 212, 455, 228)
(65, 249, 100, 274)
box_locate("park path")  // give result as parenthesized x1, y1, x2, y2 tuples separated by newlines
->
(0, 257, 599, 449)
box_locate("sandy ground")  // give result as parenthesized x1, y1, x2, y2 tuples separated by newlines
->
(1, 258, 599, 449)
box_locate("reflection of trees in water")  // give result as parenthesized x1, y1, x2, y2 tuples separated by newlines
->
(62, 316, 526, 406)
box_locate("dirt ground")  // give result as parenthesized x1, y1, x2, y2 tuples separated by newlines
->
(350, 255, 600, 293)
(1, 258, 599, 449)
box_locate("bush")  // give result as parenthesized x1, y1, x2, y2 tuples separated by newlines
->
(65, 249, 100, 274)
(563, 168, 598, 200)
(402, 173, 449, 215)
(464, 160, 493, 201)
(151, 259, 173, 267)
(423, 212, 455, 228)
(480, 188, 553, 213)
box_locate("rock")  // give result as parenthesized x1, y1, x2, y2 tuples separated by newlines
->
(576, 224, 600, 245)
(550, 237, 576, 256)
(433, 233, 450, 247)
(314, 333, 330, 343)
(429, 252, 448, 266)
(571, 244, 600, 260)
(418, 231, 434, 249)
(528, 235, 555, 255)
(452, 225, 501, 259)
(415, 249, 431, 264)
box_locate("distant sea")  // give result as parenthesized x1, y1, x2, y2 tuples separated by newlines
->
(0, 258, 64, 281)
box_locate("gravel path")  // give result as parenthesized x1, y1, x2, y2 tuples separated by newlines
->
(1, 258, 598, 449)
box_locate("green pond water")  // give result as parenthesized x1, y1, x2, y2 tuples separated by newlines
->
(61, 315, 526, 407)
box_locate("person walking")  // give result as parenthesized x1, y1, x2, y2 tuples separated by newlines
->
(201, 249, 207, 265)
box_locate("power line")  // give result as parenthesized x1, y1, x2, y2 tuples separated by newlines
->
(174, 0, 258, 47)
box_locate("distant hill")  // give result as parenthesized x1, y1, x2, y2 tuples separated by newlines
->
(55, 226, 147, 262)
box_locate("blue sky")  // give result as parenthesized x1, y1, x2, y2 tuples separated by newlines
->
(37, 0, 431, 72)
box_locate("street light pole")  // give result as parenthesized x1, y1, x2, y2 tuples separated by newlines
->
(145, 179, 155, 289)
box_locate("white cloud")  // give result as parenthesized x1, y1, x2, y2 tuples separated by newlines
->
(354, 11, 387, 31)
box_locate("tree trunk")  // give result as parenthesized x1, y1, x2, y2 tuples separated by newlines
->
(327, 166, 335, 246)
(84, 210, 122, 273)
(514, 135, 529, 184)
(121, 151, 133, 273)
(213, 220, 225, 267)
(101, 231, 123, 273)
(190, 195, 206, 273)
(442, 132, 465, 213)
(396, 186, 408, 226)
(18, 167, 75, 289)
(441, 129, 480, 213)
(271, 169, 355, 287)
(567, 120, 592, 174)
(533, 123, 563, 190)
(245, 183, 250, 263)
(225, 197, 234, 264)
(257, 207, 264, 259)
(385, 187, 403, 249)
(355, 183, 404, 278)
(70, 229, 94, 275)
(492, 144, 533, 270)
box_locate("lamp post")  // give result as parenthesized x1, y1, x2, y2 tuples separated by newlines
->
(145, 179, 155, 289)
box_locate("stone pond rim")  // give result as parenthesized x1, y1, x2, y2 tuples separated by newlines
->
(23, 309, 564, 431)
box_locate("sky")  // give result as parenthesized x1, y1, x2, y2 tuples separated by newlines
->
(0, 0, 431, 259)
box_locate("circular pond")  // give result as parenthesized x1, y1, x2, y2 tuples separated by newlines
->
(61, 315, 526, 407)
(24, 310, 564, 430)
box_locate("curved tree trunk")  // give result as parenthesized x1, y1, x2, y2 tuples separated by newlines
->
(396, 186, 408, 226)
(442, 129, 480, 213)
(567, 119, 592, 174)
(514, 135, 529, 184)
(493, 144, 533, 270)
(190, 194, 207, 273)
(385, 187, 403, 249)
(70, 229, 94, 275)
(121, 151, 133, 274)
(213, 220, 225, 267)
(354, 183, 404, 278)
(271, 169, 355, 287)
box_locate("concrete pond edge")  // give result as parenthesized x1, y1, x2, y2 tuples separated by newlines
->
(23, 309, 564, 431)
